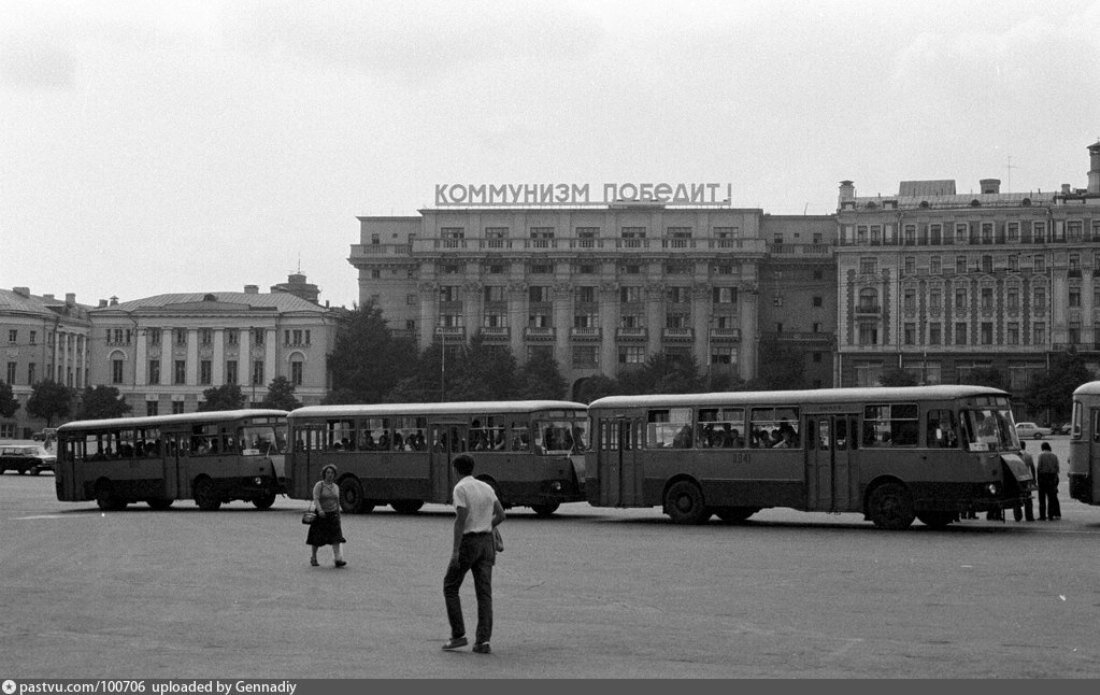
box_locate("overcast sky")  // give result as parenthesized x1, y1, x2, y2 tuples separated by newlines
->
(3, 0, 1099, 310)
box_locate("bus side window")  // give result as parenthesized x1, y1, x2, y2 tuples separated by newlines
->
(1094, 411, 1100, 443)
(927, 410, 958, 448)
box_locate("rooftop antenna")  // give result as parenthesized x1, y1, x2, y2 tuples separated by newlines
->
(297, 253, 301, 274)
(1006, 155, 1018, 192)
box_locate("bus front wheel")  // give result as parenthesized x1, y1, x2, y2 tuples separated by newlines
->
(867, 482, 915, 530)
(193, 478, 222, 511)
(665, 481, 710, 525)
(531, 502, 560, 517)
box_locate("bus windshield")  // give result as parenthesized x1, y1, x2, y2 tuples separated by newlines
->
(533, 415, 588, 454)
(961, 407, 1019, 452)
(241, 423, 287, 455)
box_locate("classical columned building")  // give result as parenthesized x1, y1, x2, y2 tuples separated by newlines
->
(349, 203, 769, 396)
(87, 279, 338, 414)
(834, 141, 1100, 398)
(0, 288, 91, 438)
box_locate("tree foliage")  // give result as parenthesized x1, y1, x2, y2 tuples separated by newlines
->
(261, 376, 302, 411)
(749, 341, 807, 390)
(514, 350, 568, 400)
(1023, 351, 1094, 423)
(879, 368, 919, 387)
(617, 352, 707, 395)
(446, 333, 518, 401)
(74, 385, 132, 420)
(325, 304, 418, 404)
(573, 375, 620, 404)
(0, 381, 19, 418)
(26, 380, 75, 426)
(199, 383, 246, 411)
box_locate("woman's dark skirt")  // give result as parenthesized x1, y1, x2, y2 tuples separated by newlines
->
(306, 512, 346, 546)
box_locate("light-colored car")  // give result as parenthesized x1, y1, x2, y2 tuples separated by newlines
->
(1015, 422, 1052, 439)
(0, 445, 56, 475)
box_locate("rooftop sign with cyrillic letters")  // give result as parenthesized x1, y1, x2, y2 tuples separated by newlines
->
(434, 183, 734, 207)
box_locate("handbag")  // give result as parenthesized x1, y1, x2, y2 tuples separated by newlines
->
(492, 526, 504, 553)
(301, 502, 317, 525)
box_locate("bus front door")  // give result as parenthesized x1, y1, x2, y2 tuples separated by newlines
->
(429, 422, 465, 504)
(807, 414, 859, 512)
(595, 417, 643, 507)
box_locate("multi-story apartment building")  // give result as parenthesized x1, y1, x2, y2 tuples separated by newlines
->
(86, 277, 338, 415)
(0, 289, 92, 438)
(758, 215, 837, 389)
(835, 140, 1100, 393)
(350, 204, 772, 396)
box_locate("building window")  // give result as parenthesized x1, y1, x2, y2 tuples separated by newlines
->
(929, 324, 941, 345)
(1034, 287, 1046, 308)
(955, 322, 967, 345)
(1069, 288, 1081, 308)
(620, 314, 644, 328)
(954, 288, 967, 310)
(1034, 255, 1045, 272)
(572, 346, 599, 369)
(980, 287, 993, 310)
(929, 288, 942, 309)
(149, 360, 161, 385)
(710, 346, 738, 366)
(858, 323, 878, 346)
(981, 322, 993, 345)
(576, 286, 597, 304)
(226, 328, 238, 345)
(529, 286, 550, 304)
(859, 258, 876, 274)
(904, 257, 915, 274)
(956, 256, 967, 274)
(174, 360, 186, 385)
(1007, 323, 1020, 345)
(619, 346, 646, 364)
(484, 286, 506, 303)
(1007, 222, 1020, 243)
(1007, 288, 1019, 310)
(955, 224, 968, 244)
(903, 288, 916, 311)
(199, 328, 213, 346)
(667, 286, 690, 304)
(252, 360, 265, 386)
(146, 401, 159, 417)
(27, 363, 35, 384)
(1033, 322, 1046, 345)
(904, 323, 916, 345)
(1008, 255, 1018, 271)
(291, 360, 304, 387)
(930, 256, 941, 274)
(981, 255, 993, 273)
(112, 358, 124, 384)
(371, 269, 381, 280)
(713, 287, 737, 304)
(812, 296, 823, 308)
(7, 330, 16, 343)
(252, 328, 265, 345)
(149, 328, 162, 345)
(226, 360, 238, 385)
(854, 361, 883, 387)
(4, 362, 14, 385)
(858, 288, 877, 312)
(175, 329, 188, 346)
(199, 360, 212, 385)
(172, 401, 186, 415)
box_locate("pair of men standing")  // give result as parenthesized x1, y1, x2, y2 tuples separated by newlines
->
(442, 454, 505, 655)
(1015, 441, 1062, 522)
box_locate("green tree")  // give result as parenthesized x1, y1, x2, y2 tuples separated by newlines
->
(880, 368, 919, 387)
(447, 333, 518, 401)
(261, 376, 302, 411)
(1023, 351, 1094, 424)
(74, 385, 132, 420)
(749, 341, 806, 390)
(0, 381, 20, 418)
(326, 303, 417, 404)
(514, 351, 568, 400)
(573, 374, 621, 403)
(199, 383, 246, 411)
(962, 367, 1008, 390)
(26, 380, 74, 426)
(619, 352, 706, 394)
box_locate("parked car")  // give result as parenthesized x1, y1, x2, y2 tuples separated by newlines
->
(1048, 423, 1070, 435)
(1015, 422, 1052, 439)
(0, 445, 56, 475)
(31, 427, 58, 442)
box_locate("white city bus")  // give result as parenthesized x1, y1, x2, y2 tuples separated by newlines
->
(55, 410, 289, 511)
(286, 400, 588, 516)
(587, 385, 1032, 529)
(1070, 381, 1100, 505)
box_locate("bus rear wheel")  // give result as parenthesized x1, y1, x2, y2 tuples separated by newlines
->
(867, 482, 915, 530)
(531, 502, 560, 518)
(391, 500, 424, 514)
(253, 492, 277, 510)
(916, 511, 954, 529)
(95, 481, 126, 511)
(339, 476, 373, 514)
(193, 478, 222, 511)
(715, 507, 757, 523)
(665, 481, 710, 525)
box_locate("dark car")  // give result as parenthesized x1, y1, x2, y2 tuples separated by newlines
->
(0, 445, 56, 475)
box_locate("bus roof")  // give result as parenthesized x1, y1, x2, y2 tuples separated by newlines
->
(57, 409, 289, 433)
(1073, 381, 1100, 397)
(289, 400, 587, 419)
(588, 385, 1009, 410)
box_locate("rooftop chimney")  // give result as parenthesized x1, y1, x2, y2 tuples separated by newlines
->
(42, 294, 55, 301)
(244, 285, 260, 294)
(1088, 140, 1100, 195)
(1061, 183, 1072, 195)
(99, 300, 108, 308)
(980, 178, 1000, 195)
(838, 180, 855, 202)
(13, 287, 30, 298)
(109, 296, 119, 306)
(65, 293, 75, 305)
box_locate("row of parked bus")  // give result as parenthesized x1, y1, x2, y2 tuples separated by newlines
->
(47, 383, 1100, 529)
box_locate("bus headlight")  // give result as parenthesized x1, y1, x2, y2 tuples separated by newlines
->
(254, 477, 264, 486)
(550, 481, 562, 492)
(987, 483, 999, 495)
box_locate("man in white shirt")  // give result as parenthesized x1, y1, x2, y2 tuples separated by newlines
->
(442, 454, 505, 654)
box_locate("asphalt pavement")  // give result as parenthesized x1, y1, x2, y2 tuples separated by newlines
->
(1, 437, 1098, 679)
